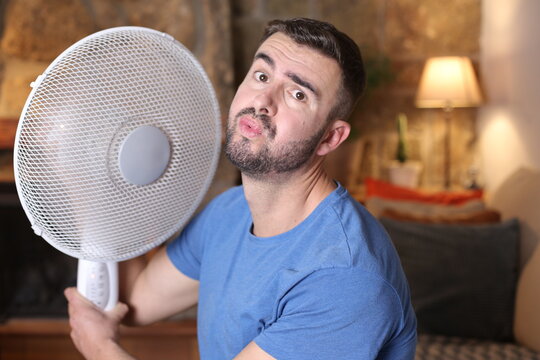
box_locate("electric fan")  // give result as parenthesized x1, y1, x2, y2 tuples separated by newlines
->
(13, 27, 221, 310)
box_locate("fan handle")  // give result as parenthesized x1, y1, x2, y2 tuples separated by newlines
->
(77, 260, 118, 311)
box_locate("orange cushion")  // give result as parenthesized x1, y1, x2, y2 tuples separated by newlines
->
(380, 209, 501, 224)
(365, 178, 483, 205)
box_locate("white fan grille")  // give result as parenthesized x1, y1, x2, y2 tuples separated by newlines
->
(14, 27, 221, 262)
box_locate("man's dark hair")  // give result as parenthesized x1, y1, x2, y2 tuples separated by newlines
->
(260, 18, 366, 122)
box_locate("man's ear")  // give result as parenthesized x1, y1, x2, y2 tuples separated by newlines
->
(316, 120, 351, 156)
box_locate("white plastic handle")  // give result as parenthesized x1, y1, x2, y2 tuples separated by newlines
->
(77, 259, 118, 311)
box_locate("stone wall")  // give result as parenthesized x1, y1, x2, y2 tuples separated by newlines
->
(0, 0, 483, 190)
(0, 0, 235, 116)
(231, 0, 482, 190)
(0, 0, 237, 193)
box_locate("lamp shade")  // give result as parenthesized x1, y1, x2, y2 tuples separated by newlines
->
(415, 56, 482, 108)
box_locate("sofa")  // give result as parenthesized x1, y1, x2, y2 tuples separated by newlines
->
(363, 169, 540, 359)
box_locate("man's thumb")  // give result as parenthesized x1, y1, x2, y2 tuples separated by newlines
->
(108, 302, 129, 321)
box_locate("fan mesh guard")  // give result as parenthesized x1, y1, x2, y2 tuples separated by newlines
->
(14, 27, 221, 262)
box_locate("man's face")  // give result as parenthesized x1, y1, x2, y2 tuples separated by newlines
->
(225, 32, 342, 178)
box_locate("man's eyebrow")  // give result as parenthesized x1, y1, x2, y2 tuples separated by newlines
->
(254, 51, 319, 97)
(254, 52, 275, 68)
(286, 72, 319, 98)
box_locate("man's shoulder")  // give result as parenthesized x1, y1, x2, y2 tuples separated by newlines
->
(321, 186, 392, 262)
(213, 184, 245, 202)
(182, 185, 247, 234)
(320, 186, 412, 301)
(326, 184, 381, 232)
(203, 185, 247, 214)
(285, 186, 392, 275)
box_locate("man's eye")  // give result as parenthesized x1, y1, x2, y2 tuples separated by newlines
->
(255, 71, 268, 82)
(293, 90, 306, 101)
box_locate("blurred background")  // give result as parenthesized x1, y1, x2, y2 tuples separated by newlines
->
(1, 0, 538, 192)
(0, 0, 495, 191)
(1, 0, 540, 359)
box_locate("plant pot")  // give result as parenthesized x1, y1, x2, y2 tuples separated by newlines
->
(387, 160, 422, 188)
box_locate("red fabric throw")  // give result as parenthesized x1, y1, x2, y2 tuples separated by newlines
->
(365, 178, 483, 205)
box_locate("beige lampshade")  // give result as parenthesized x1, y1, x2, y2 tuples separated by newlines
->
(415, 56, 482, 108)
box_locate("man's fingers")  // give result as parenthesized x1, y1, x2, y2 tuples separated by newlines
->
(65, 287, 79, 318)
(65, 285, 128, 347)
(64, 287, 76, 302)
(65, 287, 101, 309)
(65, 287, 88, 305)
(109, 302, 129, 322)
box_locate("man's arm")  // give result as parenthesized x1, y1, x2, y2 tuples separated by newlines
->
(122, 245, 199, 326)
(65, 246, 199, 359)
(234, 342, 276, 360)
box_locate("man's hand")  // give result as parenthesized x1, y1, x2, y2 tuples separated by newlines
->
(65, 287, 135, 360)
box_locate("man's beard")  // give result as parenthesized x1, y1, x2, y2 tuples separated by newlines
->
(225, 107, 326, 178)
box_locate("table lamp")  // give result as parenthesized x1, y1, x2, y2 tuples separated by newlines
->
(415, 56, 482, 189)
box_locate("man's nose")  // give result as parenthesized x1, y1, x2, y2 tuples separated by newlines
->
(253, 88, 277, 117)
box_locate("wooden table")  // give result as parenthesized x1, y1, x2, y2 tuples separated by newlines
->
(0, 318, 198, 360)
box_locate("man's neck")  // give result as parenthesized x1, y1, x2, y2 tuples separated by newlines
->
(242, 165, 336, 238)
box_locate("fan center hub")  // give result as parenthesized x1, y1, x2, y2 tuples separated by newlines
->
(118, 125, 171, 186)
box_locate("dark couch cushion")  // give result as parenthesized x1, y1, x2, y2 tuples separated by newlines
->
(380, 218, 519, 341)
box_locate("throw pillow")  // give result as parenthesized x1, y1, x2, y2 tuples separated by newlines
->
(380, 208, 501, 224)
(380, 217, 519, 341)
(365, 177, 483, 205)
(365, 196, 485, 218)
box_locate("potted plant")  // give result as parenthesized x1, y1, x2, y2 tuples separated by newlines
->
(387, 113, 422, 188)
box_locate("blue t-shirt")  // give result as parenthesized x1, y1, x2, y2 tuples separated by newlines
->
(167, 183, 417, 359)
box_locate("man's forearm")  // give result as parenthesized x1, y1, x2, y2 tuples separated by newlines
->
(118, 254, 148, 326)
(117, 246, 199, 327)
(100, 340, 138, 360)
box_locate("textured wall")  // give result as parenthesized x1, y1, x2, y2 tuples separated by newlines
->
(231, 0, 482, 190)
(0, 0, 237, 192)
(478, 0, 540, 191)
(0, 0, 234, 116)
(0, 0, 483, 190)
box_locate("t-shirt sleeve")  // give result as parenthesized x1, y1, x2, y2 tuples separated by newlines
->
(166, 200, 217, 280)
(254, 267, 416, 360)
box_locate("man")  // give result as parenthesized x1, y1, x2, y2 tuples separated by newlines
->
(65, 18, 417, 359)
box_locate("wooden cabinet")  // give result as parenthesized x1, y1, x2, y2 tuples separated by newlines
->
(0, 318, 198, 360)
